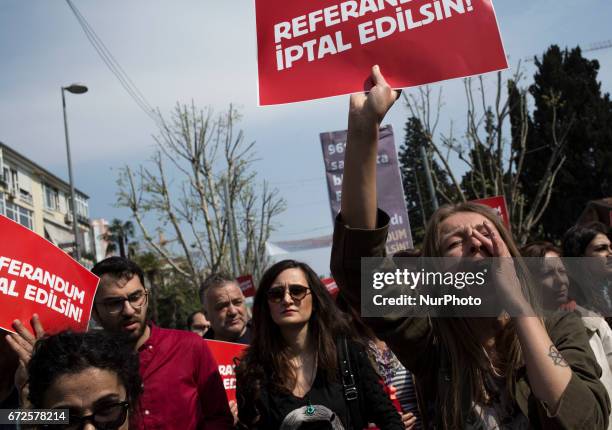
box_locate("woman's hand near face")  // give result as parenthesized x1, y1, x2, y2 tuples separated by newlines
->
(471, 221, 531, 316)
(470, 221, 573, 412)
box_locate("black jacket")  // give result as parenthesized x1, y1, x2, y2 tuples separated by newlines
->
(236, 339, 403, 430)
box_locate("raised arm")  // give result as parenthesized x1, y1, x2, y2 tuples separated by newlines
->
(341, 65, 399, 230)
(331, 68, 435, 377)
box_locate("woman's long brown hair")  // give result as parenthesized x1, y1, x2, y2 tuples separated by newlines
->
(235, 259, 352, 427)
(422, 202, 537, 429)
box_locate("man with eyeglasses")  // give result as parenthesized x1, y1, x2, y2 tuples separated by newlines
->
(8, 257, 234, 430)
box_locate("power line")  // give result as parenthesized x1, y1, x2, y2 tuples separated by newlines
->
(524, 39, 612, 62)
(64, 0, 162, 127)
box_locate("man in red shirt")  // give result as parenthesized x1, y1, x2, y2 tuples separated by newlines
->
(9, 257, 233, 430)
(90, 257, 234, 430)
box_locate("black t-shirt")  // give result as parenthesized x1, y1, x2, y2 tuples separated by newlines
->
(237, 340, 404, 430)
(267, 370, 348, 429)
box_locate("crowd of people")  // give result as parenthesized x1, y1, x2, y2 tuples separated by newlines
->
(1, 66, 612, 429)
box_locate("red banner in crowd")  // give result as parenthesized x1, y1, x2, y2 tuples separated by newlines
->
(472, 195, 510, 228)
(322, 277, 339, 298)
(236, 274, 256, 298)
(205, 339, 247, 402)
(0, 215, 99, 334)
(255, 0, 507, 105)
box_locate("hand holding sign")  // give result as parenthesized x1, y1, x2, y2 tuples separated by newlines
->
(6, 314, 46, 365)
(5, 314, 46, 406)
(350, 65, 400, 125)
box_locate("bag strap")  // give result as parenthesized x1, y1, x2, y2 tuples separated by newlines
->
(337, 337, 363, 429)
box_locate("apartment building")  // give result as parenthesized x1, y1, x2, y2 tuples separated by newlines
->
(0, 141, 94, 263)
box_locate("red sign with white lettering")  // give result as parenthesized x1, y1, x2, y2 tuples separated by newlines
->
(205, 339, 247, 402)
(322, 277, 339, 298)
(0, 215, 99, 335)
(472, 195, 510, 228)
(236, 274, 256, 298)
(255, 0, 507, 105)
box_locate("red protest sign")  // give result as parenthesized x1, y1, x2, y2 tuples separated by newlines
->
(472, 195, 510, 228)
(205, 339, 247, 402)
(0, 215, 99, 334)
(255, 0, 507, 105)
(322, 277, 339, 298)
(236, 274, 256, 298)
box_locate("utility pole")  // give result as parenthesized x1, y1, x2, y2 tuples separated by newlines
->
(61, 84, 88, 261)
(420, 144, 439, 211)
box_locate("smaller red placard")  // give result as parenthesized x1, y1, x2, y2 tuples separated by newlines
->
(322, 277, 339, 298)
(472, 195, 510, 228)
(205, 339, 248, 402)
(236, 274, 256, 298)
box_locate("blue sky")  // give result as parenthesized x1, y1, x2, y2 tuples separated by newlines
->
(1, 0, 611, 275)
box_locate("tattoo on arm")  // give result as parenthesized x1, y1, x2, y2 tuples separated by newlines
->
(548, 345, 569, 367)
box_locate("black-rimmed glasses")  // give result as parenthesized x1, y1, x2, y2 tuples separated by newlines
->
(95, 290, 148, 315)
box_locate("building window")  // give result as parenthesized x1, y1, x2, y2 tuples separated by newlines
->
(17, 170, 33, 205)
(4, 200, 33, 230)
(20, 190, 33, 205)
(75, 194, 89, 219)
(44, 184, 59, 211)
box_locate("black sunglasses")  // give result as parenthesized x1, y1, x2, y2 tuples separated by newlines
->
(267, 284, 310, 303)
(44, 401, 129, 430)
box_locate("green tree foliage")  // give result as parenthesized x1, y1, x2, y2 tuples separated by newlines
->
(513, 46, 612, 240)
(404, 68, 568, 245)
(459, 108, 501, 200)
(101, 219, 135, 259)
(131, 248, 200, 329)
(399, 116, 456, 246)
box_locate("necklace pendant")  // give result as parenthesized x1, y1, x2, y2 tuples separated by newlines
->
(306, 403, 316, 416)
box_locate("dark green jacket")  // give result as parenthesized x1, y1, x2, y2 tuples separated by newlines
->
(331, 210, 610, 429)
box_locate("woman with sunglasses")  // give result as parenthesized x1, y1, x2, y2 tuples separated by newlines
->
(330, 65, 609, 429)
(236, 259, 403, 430)
(27, 330, 142, 430)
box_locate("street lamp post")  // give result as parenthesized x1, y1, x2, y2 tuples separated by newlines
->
(61, 83, 88, 262)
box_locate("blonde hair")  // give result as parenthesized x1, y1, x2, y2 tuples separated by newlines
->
(421, 202, 537, 429)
